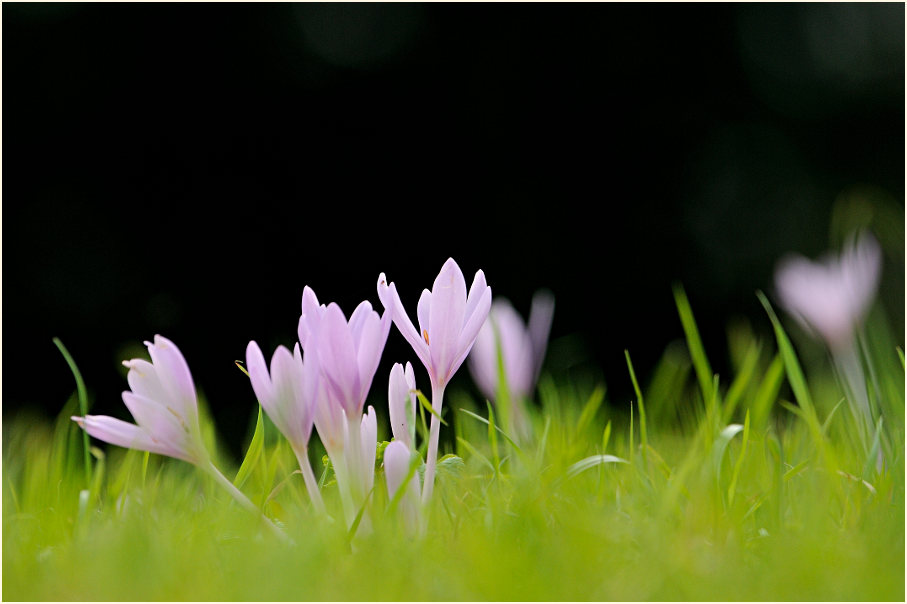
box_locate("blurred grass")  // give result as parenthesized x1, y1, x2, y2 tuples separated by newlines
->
(3, 294, 904, 600)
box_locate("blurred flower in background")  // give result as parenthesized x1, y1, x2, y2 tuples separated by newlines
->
(468, 290, 554, 438)
(774, 232, 881, 352)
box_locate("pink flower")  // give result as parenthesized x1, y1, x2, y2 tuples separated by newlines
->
(246, 340, 325, 514)
(468, 291, 555, 402)
(297, 285, 392, 419)
(377, 258, 491, 503)
(72, 335, 207, 466)
(775, 233, 882, 351)
(377, 258, 491, 391)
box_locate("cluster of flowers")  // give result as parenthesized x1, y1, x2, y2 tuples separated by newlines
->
(73, 258, 554, 535)
(71, 233, 884, 535)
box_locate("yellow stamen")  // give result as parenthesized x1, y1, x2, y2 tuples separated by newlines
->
(422, 329, 430, 345)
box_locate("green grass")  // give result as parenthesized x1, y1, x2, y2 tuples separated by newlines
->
(4, 293, 904, 601)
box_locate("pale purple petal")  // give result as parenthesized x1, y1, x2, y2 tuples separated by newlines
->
(417, 290, 432, 340)
(377, 276, 431, 371)
(388, 363, 413, 446)
(246, 341, 274, 411)
(462, 269, 489, 325)
(121, 391, 188, 451)
(360, 406, 378, 494)
(384, 439, 416, 499)
(528, 290, 555, 383)
(467, 318, 498, 402)
(123, 359, 170, 408)
(312, 378, 346, 456)
(494, 301, 535, 397)
(449, 284, 492, 382)
(348, 300, 375, 345)
(299, 286, 325, 348)
(428, 258, 468, 381)
(75, 415, 193, 463)
(145, 335, 197, 421)
(270, 345, 306, 445)
(354, 312, 387, 410)
(318, 304, 361, 414)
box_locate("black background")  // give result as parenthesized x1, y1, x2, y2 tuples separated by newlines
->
(4, 3, 904, 459)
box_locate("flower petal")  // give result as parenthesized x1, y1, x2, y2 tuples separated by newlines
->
(360, 406, 378, 494)
(377, 276, 432, 371)
(417, 289, 432, 339)
(121, 391, 188, 451)
(354, 310, 387, 410)
(145, 335, 198, 421)
(462, 269, 489, 325)
(528, 290, 555, 383)
(388, 363, 412, 446)
(318, 303, 361, 414)
(428, 258, 468, 381)
(450, 284, 492, 381)
(74, 414, 193, 462)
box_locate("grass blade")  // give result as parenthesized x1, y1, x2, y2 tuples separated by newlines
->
(673, 284, 714, 406)
(233, 405, 265, 490)
(53, 338, 91, 483)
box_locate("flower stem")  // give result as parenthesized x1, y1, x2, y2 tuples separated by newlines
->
(292, 444, 327, 516)
(421, 383, 446, 505)
(205, 461, 290, 544)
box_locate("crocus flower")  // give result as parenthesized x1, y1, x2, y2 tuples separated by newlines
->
(296, 285, 391, 528)
(298, 286, 392, 418)
(775, 232, 882, 352)
(73, 335, 207, 466)
(246, 340, 325, 514)
(73, 335, 286, 539)
(774, 232, 884, 460)
(468, 291, 555, 403)
(385, 363, 422, 535)
(377, 258, 491, 503)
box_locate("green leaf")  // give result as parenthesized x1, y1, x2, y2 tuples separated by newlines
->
(233, 405, 265, 490)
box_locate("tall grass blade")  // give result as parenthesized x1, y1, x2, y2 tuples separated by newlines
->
(673, 284, 714, 406)
(53, 337, 91, 483)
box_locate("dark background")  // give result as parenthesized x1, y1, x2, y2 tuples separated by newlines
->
(4, 3, 904, 459)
